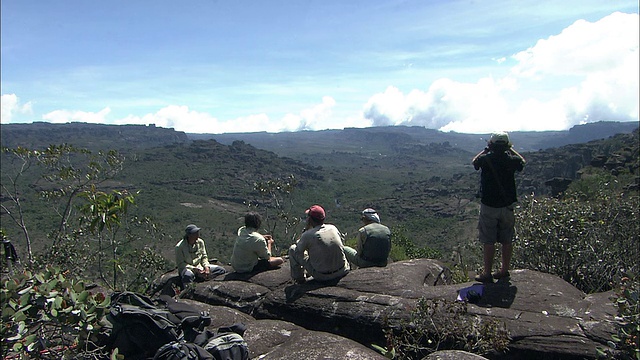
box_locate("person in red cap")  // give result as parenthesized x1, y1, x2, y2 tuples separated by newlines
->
(288, 204, 350, 283)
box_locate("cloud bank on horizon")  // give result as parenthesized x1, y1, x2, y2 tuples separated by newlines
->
(1, 2, 638, 134)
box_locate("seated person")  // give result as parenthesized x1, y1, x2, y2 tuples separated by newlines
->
(344, 208, 391, 268)
(231, 212, 284, 273)
(175, 224, 226, 285)
(288, 205, 350, 283)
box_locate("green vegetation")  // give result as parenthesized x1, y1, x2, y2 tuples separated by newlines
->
(595, 272, 640, 360)
(514, 169, 639, 294)
(387, 225, 441, 261)
(1, 124, 638, 359)
(381, 298, 510, 359)
(1, 266, 111, 359)
(607, 274, 639, 360)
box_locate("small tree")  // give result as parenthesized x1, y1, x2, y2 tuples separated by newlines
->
(78, 187, 136, 289)
(1, 147, 40, 264)
(1, 144, 125, 265)
(249, 174, 302, 252)
(37, 145, 125, 239)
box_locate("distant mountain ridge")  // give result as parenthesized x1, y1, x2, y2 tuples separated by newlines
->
(1, 121, 636, 155)
(192, 121, 639, 156)
(1, 120, 637, 264)
(0, 122, 189, 151)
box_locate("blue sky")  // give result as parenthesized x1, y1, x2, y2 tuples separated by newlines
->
(1, 1, 638, 134)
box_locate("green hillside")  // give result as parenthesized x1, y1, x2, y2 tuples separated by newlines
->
(1, 122, 638, 267)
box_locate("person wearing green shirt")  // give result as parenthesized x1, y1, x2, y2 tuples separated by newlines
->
(344, 208, 391, 268)
(175, 224, 226, 285)
(231, 212, 284, 273)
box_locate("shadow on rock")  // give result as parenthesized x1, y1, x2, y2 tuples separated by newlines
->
(223, 266, 283, 282)
(477, 280, 518, 309)
(284, 278, 343, 303)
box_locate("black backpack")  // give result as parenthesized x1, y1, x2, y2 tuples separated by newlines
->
(104, 292, 181, 359)
(160, 295, 212, 342)
(203, 332, 249, 360)
(154, 340, 214, 360)
(194, 326, 250, 360)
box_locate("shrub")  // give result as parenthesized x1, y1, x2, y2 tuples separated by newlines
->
(597, 273, 640, 360)
(383, 297, 510, 359)
(389, 225, 441, 262)
(514, 186, 639, 293)
(0, 266, 111, 359)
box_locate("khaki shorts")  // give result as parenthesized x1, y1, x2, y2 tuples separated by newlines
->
(478, 203, 516, 244)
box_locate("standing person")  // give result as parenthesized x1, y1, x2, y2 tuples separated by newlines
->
(472, 132, 526, 283)
(288, 205, 350, 283)
(231, 212, 284, 273)
(175, 224, 226, 285)
(344, 208, 391, 268)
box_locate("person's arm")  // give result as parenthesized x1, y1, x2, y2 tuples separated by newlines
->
(256, 234, 272, 259)
(472, 148, 488, 169)
(175, 241, 193, 273)
(356, 227, 367, 253)
(196, 240, 210, 274)
(509, 147, 526, 164)
(294, 233, 310, 258)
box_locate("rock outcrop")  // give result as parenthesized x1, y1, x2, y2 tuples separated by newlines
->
(150, 259, 618, 359)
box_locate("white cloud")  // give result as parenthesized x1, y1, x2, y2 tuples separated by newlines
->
(111, 97, 338, 134)
(362, 12, 639, 133)
(1, 94, 33, 124)
(364, 78, 513, 133)
(5, 13, 637, 135)
(42, 107, 111, 124)
(512, 12, 638, 78)
(275, 96, 337, 132)
(115, 105, 223, 133)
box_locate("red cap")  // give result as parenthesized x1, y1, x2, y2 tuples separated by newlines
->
(305, 205, 326, 220)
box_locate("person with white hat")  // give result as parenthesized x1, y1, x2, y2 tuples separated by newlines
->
(472, 132, 526, 283)
(344, 208, 391, 268)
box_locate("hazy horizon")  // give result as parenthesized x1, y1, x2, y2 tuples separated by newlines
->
(2, 1, 638, 134)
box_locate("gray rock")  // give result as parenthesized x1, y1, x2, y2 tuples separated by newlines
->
(159, 298, 387, 359)
(150, 260, 617, 359)
(424, 350, 489, 359)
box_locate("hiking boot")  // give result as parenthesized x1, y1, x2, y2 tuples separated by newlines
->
(492, 271, 510, 280)
(474, 273, 494, 283)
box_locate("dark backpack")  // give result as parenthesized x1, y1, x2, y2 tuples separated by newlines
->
(194, 326, 250, 360)
(105, 292, 180, 359)
(154, 340, 214, 360)
(204, 332, 249, 360)
(160, 295, 212, 342)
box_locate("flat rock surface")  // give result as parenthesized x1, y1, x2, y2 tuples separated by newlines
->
(150, 259, 618, 359)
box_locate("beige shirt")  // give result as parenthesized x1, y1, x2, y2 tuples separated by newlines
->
(175, 237, 210, 275)
(294, 224, 348, 276)
(231, 226, 271, 273)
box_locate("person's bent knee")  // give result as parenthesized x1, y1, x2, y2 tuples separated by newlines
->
(269, 257, 284, 267)
(479, 237, 497, 245)
(181, 269, 195, 284)
(208, 264, 227, 276)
